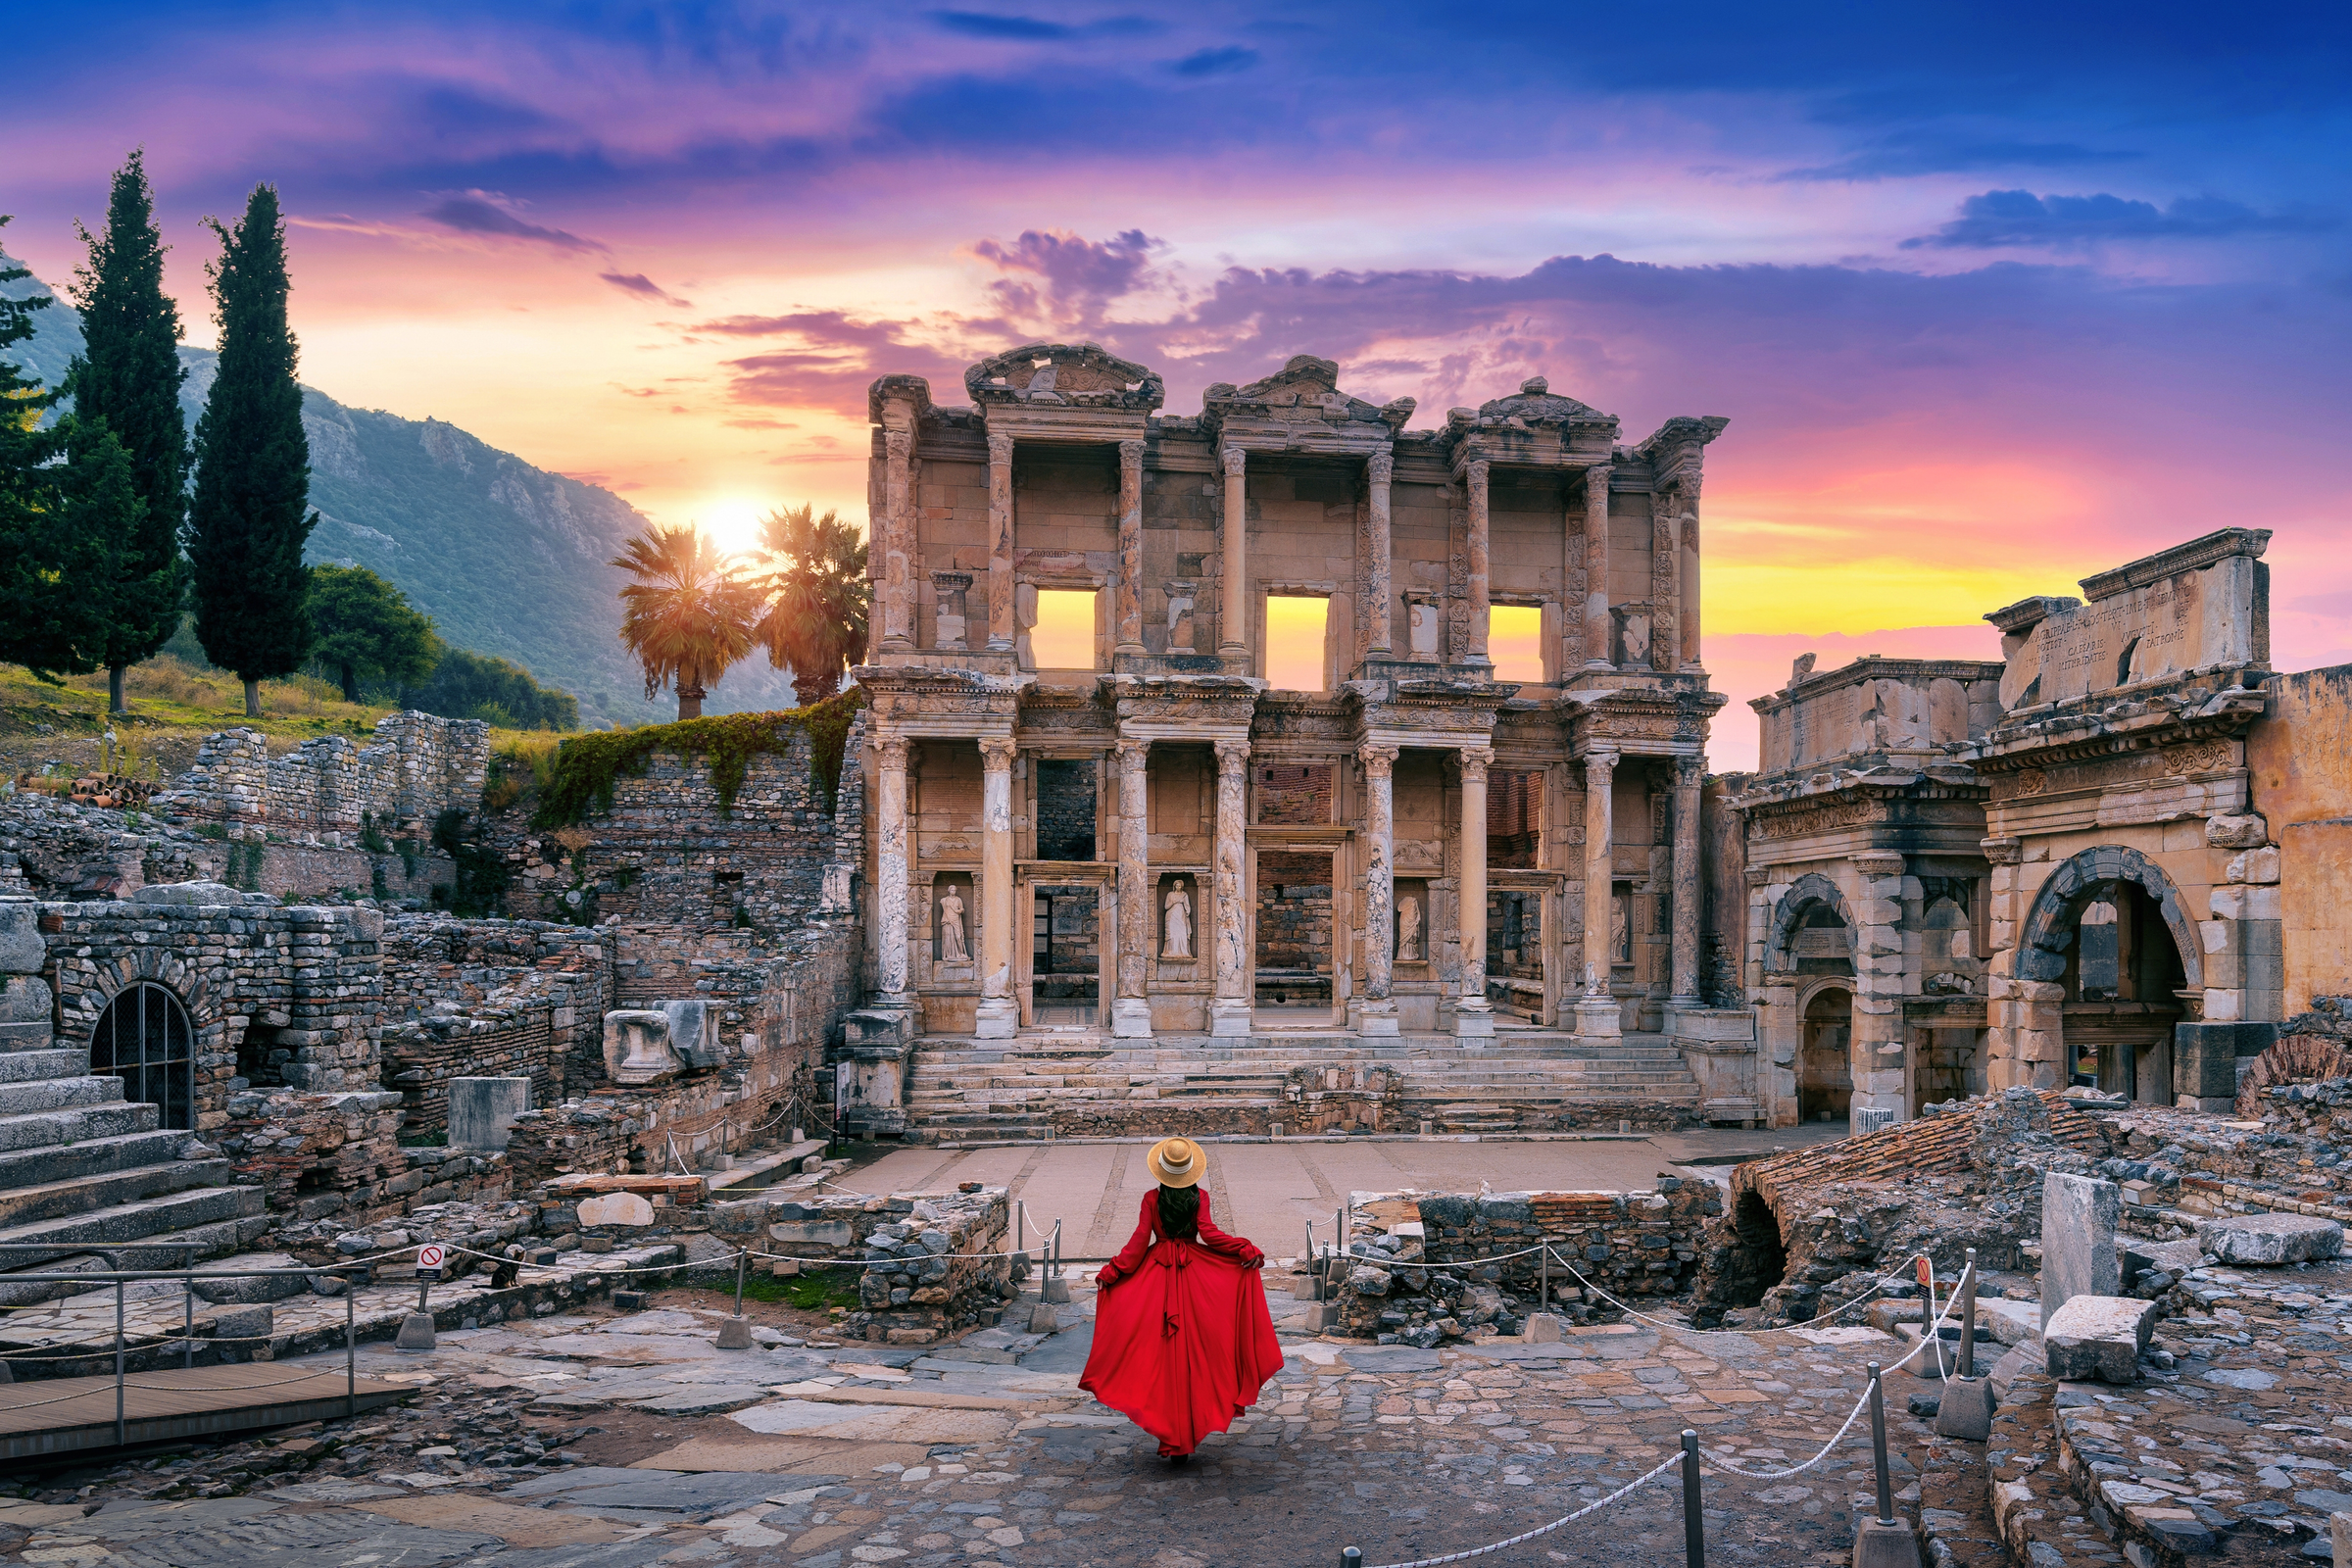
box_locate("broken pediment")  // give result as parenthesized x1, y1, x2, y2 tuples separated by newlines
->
(1445, 375, 1614, 435)
(1202, 354, 1414, 436)
(964, 342, 1164, 412)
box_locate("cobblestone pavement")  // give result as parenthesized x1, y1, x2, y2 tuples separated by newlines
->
(0, 1275, 1959, 1568)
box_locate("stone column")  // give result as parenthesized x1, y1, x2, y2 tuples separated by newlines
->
(974, 737, 1019, 1039)
(1357, 744, 1398, 1036)
(1651, 484, 1682, 673)
(1364, 451, 1395, 658)
(1680, 474, 1703, 670)
(1209, 738, 1252, 1037)
(1114, 439, 1145, 656)
(986, 431, 1015, 652)
(1850, 849, 1908, 1120)
(1455, 746, 1495, 1038)
(1669, 754, 1703, 1009)
(1111, 739, 1152, 1039)
(874, 735, 911, 1004)
(1219, 446, 1250, 660)
(1574, 749, 1622, 1040)
(882, 431, 915, 650)
(1465, 459, 1492, 666)
(1582, 465, 1613, 668)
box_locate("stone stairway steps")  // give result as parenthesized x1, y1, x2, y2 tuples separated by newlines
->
(0, 1077, 127, 1117)
(0, 1102, 157, 1155)
(0, 1184, 267, 1266)
(0, 1052, 94, 1086)
(0, 1158, 233, 1232)
(0, 1128, 205, 1190)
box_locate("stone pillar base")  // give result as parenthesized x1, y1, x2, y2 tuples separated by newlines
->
(973, 1000, 1018, 1039)
(1354, 1001, 1400, 1038)
(1851, 1515, 1922, 1568)
(1572, 994, 1623, 1042)
(1109, 998, 1153, 1039)
(1453, 1000, 1495, 1039)
(1209, 999, 1254, 1037)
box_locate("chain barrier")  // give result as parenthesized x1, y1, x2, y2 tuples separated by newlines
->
(1356, 1449, 1685, 1568)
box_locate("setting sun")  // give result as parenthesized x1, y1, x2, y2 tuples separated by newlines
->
(691, 498, 769, 558)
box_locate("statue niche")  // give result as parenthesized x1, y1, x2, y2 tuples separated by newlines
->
(1162, 877, 1196, 959)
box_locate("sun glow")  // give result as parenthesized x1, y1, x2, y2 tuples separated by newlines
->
(691, 498, 770, 559)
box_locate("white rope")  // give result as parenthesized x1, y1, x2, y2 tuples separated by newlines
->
(1543, 1246, 1937, 1338)
(1695, 1262, 1968, 1480)
(1361, 1449, 1684, 1568)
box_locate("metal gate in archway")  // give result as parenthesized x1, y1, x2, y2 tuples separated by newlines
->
(90, 983, 195, 1131)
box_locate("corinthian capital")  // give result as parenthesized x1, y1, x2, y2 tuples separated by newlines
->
(1355, 742, 1398, 778)
(978, 736, 1017, 770)
(1214, 738, 1251, 773)
(1457, 745, 1494, 782)
(1367, 449, 1394, 485)
(987, 431, 1014, 466)
(874, 735, 910, 770)
(1220, 445, 1248, 478)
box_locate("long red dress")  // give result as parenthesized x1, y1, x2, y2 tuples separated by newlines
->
(1080, 1191, 1285, 1456)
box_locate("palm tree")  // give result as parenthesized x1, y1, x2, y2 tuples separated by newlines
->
(754, 503, 869, 705)
(611, 524, 760, 720)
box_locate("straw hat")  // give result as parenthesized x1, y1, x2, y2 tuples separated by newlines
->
(1147, 1137, 1203, 1188)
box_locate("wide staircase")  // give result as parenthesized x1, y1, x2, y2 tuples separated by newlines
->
(905, 1027, 1703, 1139)
(0, 987, 266, 1303)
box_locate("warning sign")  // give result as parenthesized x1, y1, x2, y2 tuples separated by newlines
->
(416, 1243, 445, 1281)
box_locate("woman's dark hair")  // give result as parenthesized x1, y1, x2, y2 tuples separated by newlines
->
(1156, 1183, 1200, 1241)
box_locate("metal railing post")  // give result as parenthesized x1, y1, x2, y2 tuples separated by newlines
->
(1681, 1429, 1705, 1568)
(114, 1278, 125, 1448)
(1342, 1548, 1362, 1568)
(1958, 1248, 1978, 1380)
(182, 1270, 194, 1370)
(1868, 1364, 1895, 1525)
(346, 1278, 357, 1420)
(734, 1249, 748, 1319)
(1541, 1242, 1549, 1312)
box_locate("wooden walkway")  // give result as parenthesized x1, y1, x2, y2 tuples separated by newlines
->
(0, 1363, 412, 1463)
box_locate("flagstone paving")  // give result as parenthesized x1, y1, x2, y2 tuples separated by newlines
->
(0, 1280, 1954, 1568)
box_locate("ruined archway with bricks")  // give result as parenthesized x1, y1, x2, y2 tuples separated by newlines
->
(2011, 845, 2198, 1101)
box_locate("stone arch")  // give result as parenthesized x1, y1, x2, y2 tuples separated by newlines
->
(88, 981, 198, 1131)
(1766, 873, 1854, 973)
(59, 949, 241, 1113)
(2014, 846, 2203, 992)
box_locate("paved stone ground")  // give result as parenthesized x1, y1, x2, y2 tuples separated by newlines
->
(843, 1125, 1847, 1262)
(0, 1270, 1957, 1568)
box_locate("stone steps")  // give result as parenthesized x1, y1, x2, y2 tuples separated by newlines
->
(0, 1183, 268, 1267)
(0, 1128, 206, 1190)
(0, 1101, 158, 1154)
(0, 1051, 94, 1085)
(0, 1158, 232, 1232)
(0, 1077, 127, 1117)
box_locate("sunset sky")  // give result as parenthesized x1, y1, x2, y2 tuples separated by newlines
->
(9, 2, 2349, 768)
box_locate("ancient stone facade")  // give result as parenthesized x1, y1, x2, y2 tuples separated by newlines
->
(1724, 527, 2352, 1127)
(857, 344, 1729, 1066)
(155, 710, 489, 846)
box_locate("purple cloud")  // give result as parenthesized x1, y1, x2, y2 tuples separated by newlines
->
(600, 270, 691, 307)
(422, 195, 604, 252)
(1903, 189, 2337, 249)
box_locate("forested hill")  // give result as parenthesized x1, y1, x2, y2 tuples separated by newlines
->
(1, 251, 796, 728)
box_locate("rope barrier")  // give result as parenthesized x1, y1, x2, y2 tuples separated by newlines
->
(1358, 1449, 1684, 1568)
(1539, 1245, 1936, 1338)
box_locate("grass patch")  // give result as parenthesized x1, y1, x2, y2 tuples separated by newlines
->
(740, 1270, 864, 1312)
(531, 690, 862, 827)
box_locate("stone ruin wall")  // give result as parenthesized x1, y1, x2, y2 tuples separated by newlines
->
(154, 710, 489, 845)
(709, 1186, 1017, 1345)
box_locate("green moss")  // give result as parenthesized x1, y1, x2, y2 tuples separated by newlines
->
(530, 691, 863, 828)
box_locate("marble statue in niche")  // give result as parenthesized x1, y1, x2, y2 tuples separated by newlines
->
(1396, 894, 1423, 961)
(1408, 601, 1442, 659)
(1611, 892, 1630, 963)
(938, 887, 970, 964)
(1163, 878, 1195, 959)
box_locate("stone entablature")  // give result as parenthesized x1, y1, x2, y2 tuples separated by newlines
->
(1748, 656, 2004, 778)
(154, 710, 489, 847)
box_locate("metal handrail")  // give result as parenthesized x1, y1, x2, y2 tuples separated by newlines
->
(0, 1262, 370, 1446)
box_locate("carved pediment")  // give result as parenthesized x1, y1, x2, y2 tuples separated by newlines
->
(965, 342, 1163, 412)
(1203, 355, 1414, 435)
(1445, 376, 1614, 435)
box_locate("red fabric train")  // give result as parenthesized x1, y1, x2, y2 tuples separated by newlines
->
(1079, 1190, 1285, 1458)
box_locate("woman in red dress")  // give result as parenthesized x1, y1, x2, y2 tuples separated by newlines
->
(1080, 1137, 1285, 1462)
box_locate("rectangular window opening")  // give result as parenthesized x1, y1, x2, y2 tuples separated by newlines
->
(1489, 604, 1544, 683)
(1031, 589, 1098, 669)
(1266, 595, 1328, 692)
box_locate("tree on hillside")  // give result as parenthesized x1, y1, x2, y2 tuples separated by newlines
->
(754, 503, 868, 705)
(68, 150, 188, 715)
(401, 647, 579, 731)
(612, 523, 758, 721)
(0, 219, 118, 680)
(188, 184, 316, 718)
(307, 563, 438, 702)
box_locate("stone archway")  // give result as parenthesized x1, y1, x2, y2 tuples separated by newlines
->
(1767, 873, 1855, 975)
(1798, 982, 1854, 1123)
(2010, 846, 2199, 1100)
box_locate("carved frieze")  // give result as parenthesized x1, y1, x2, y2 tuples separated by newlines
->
(1750, 799, 1881, 840)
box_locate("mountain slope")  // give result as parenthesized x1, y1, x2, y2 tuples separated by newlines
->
(2, 251, 795, 728)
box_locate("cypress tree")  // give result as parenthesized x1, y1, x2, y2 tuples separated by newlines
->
(68, 149, 188, 714)
(188, 184, 315, 717)
(0, 219, 113, 680)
